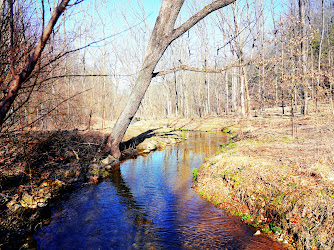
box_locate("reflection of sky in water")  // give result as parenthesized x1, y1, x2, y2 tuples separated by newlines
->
(34, 132, 284, 249)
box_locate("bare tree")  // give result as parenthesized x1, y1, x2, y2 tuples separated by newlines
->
(299, 0, 309, 115)
(316, 0, 325, 112)
(0, 0, 77, 128)
(105, 0, 236, 158)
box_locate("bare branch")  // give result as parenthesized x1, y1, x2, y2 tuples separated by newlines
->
(171, 0, 236, 42)
(25, 0, 71, 77)
(68, 0, 85, 6)
(0, 0, 74, 127)
(41, 74, 111, 82)
(153, 57, 258, 77)
(37, 12, 153, 72)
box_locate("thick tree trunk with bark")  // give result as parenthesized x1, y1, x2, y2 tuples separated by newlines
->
(105, 0, 236, 158)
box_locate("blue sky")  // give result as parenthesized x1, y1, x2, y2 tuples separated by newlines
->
(28, 0, 291, 90)
(54, 0, 289, 50)
(61, 0, 289, 80)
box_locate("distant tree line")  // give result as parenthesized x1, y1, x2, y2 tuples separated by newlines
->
(0, 0, 333, 154)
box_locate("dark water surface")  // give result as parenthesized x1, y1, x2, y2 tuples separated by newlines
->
(34, 132, 284, 249)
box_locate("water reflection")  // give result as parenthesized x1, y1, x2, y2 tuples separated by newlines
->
(34, 132, 284, 249)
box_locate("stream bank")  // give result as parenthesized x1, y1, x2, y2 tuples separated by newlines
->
(131, 116, 333, 249)
(1, 114, 333, 249)
(188, 115, 334, 250)
(0, 125, 183, 248)
(33, 131, 285, 249)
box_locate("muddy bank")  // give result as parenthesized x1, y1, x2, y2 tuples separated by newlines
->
(0, 126, 183, 248)
(191, 115, 334, 249)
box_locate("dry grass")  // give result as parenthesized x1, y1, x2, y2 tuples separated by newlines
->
(1, 105, 333, 249)
(192, 111, 334, 249)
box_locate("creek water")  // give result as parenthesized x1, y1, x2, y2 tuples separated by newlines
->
(34, 132, 284, 249)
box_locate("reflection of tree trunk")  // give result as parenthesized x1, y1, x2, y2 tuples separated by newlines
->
(108, 168, 153, 228)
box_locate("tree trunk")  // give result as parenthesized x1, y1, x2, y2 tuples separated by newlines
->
(299, 0, 308, 115)
(225, 71, 229, 116)
(240, 69, 245, 116)
(106, 61, 160, 158)
(232, 67, 237, 113)
(316, 0, 325, 113)
(105, 0, 236, 158)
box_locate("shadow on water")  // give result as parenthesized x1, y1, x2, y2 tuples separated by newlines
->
(120, 127, 181, 151)
(120, 128, 158, 151)
(34, 132, 285, 249)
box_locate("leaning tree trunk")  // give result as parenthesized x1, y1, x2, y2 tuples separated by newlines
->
(105, 0, 236, 158)
(105, 58, 163, 158)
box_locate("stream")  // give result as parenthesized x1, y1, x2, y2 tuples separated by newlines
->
(34, 132, 284, 249)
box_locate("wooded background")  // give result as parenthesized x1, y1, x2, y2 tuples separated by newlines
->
(1, 0, 333, 132)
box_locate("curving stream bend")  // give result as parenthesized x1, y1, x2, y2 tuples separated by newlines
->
(34, 132, 284, 249)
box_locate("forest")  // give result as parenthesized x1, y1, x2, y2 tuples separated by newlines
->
(1, 0, 333, 134)
(1, 0, 334, 249)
